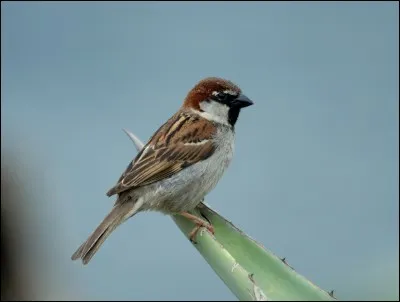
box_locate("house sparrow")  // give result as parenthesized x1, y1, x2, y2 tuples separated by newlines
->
(71, 77, 253, 265)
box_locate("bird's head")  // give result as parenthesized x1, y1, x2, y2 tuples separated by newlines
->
(182, 77, 254, 127)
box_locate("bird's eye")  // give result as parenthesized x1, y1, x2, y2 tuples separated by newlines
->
(211, 90, 235, 104)
(216, 92, 228, 102)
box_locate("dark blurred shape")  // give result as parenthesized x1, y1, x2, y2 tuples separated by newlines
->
(1, 165, 35, 301)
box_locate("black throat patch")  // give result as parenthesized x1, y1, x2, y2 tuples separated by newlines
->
(228, 107, 241, 128)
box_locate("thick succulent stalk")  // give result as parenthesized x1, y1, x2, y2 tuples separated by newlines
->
(123, 129, 337, 301)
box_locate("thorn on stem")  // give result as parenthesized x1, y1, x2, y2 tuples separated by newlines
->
(281, 257, 294, 270)
(248, 273, 255, 283)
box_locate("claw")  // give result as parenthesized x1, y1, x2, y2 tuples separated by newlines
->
(206, 223, 215, 235)
(180, 211, 215, 243)
(189, 225, 201, 244)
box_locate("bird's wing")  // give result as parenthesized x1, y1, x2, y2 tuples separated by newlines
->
(106, 111, 217, 197)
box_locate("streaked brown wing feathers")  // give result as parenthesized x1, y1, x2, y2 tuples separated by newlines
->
(122, 141, 215, 188)
(106, 112, 216, 197)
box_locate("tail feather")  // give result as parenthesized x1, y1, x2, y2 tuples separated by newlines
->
(71, 201, 136, 265)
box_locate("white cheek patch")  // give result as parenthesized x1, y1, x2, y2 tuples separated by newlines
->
(196, 100, 230, 126)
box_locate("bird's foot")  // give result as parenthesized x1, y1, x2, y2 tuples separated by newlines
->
(179, 211, 214, 244)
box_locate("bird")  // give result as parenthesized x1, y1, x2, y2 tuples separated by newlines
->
(71, 77, 254, 265)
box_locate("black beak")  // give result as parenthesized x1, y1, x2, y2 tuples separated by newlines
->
(232, 93, 254, 108)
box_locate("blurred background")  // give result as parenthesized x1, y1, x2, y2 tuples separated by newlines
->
(1, 1, 398, 301)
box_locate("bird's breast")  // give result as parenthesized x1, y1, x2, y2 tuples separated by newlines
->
(139, 127, 235, 213)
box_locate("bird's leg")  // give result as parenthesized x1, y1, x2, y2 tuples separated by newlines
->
(179, 211, 214, 243)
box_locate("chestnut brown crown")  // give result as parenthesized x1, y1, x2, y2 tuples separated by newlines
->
(182, 77, 242, 111)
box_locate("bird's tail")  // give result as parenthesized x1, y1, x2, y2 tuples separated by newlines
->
(71, 200, 139, 265)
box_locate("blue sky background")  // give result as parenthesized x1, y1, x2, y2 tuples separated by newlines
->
(1, 2, 398, 300)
